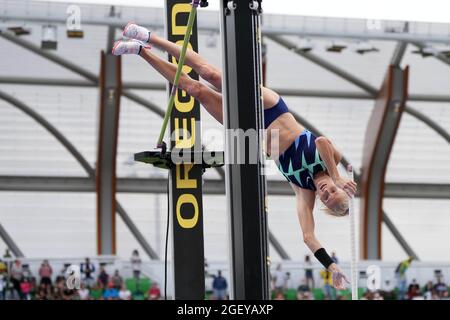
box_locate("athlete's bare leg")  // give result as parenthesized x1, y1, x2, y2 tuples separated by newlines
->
(122, 23, 279, 107)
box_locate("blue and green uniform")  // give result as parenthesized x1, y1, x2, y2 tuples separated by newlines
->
(265, 97, 326, 191)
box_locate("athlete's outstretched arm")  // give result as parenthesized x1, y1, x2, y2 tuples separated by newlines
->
(294, 186, 322, 252)
(293, 185, 348, 290)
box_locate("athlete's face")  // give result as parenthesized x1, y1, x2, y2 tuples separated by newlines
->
(316, 177, 348, 215)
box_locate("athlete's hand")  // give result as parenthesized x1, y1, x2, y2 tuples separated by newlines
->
(328, 263, 350, 290)
(335, 176, 357, 197)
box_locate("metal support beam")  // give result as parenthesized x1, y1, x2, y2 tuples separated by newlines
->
(390, 24, 409, 67)
(0, 32, 97, 82)
(221, 0, 269, 300)
(404, 106, 450, 143)
(2, 176, 450, 198)
(116, 202, 159, 259)
(266, 34, 378, 95)
(0, 91, 159, 260)
(276, 89, 450, 103)
(391, 42, 408, 67)
(106, 25, 116, 53)
(0, 89, 93, 176)
(268, 230, 290, 260)
(411, 42, 450, 68)
(96, 51, 121, 255)
(383, 211, 419, 260)
(3, 3, 450, 43)
(360, 65, 409, 259)
(4, 76, 450, 104)
(0, 222, 24, 257)
(267, 34, 450, 144)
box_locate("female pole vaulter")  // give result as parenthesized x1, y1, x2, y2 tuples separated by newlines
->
(113, 23, 357, 290)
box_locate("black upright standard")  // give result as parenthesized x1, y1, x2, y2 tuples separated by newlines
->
(220, 0, 270, 299)
(166, 0, 204, 299)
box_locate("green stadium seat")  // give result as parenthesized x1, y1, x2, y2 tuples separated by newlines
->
(125, 277, 152, 294)
(285, 289, 297, 300)
(125, 278, 137, 293)
(338, 288, 351, 299)
(312, 288, 325, 300)
(358, 287, 365, 299)
(139, 278, 152, 293)
(133, 292, 146, 300)
(90, 288, 103, 300)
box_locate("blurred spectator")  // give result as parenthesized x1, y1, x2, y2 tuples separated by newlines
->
(304, 255, 314, 289)
(98, 266, 109, 288)
(80, 258, 96, 288)
(91, 280, 104, 299)
(274, 291, 286, 300)
(58, 263, 70, 280)
(285, 272, 292, 288)
(423, 281, 434, 300)
(3, 249, 12, 259)
(433, 277, 448, 299)
(131, 250, 142, 281)
(297, 278, 313, 300)
(148, 282, 161, 300)
(212, 270, 228, 300)
(382, 278, 395, 291)
(62, 285, 75, 300)
(0, 259, 7, 274)
(204, 259, 209, 277)
(380, 279, 395, 300)
(119, 284, 132, 300)
(20, 277, 32, 300)
(320, 269, 335, 300)
(103, 282, 119, 300)
(38, 260, 53, 286)
(78, 283, 90, 300)
(54, 270, 65, 285)
(29, 277, 37, 299)
(373, 291, 384, 300)
(407, 279, 421, 300)
(22, 264, 33, 279)
(0, 272, 5, 300)
(0, 259, 7, 301)
(394, 256, 413, 300)
(361, 291, 374, 300)
(111, 270, 123, 290)
(36, 283, 52, 300)
(53, 277, 65, 300)
(272, 264, 287, 297)
(10, 259, 23, 299)
(331, 251, 339, 264)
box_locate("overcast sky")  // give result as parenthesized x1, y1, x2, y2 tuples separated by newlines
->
(34, 0, 450, 24)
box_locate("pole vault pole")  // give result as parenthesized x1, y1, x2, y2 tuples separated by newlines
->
(347, 165, 358, 300)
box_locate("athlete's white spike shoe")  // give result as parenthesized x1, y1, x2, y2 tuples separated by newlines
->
(122, 22, 151, 43)
(111, 39, 149, 56)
